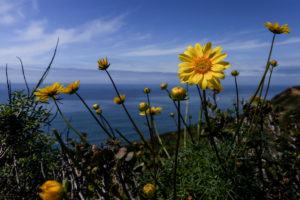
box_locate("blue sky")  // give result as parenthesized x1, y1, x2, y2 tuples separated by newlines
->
(1, 0, 300, 85)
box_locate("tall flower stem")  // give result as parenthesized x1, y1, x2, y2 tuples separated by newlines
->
(165, 89, 195, 144)
(173, 100, 181, 200)
(237, 34, 276, 135)
(202, 90, 225, 171)
(104, 69, 152, 151)
(53, 99, 91, 146)
(234, 76, 240, 143)
(100, 114, 116, 139)
(263, 66, 274, 102)
(75, 92, 113, 139)
(153, 121, 171, 159)
(183, 84, 189, 149)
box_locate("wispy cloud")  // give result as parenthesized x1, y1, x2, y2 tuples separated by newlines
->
(0, 0, 26, 25)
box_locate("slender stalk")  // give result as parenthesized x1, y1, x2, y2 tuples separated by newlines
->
(173, 100, 181, 200)
(236, 34, 276, 135)
(202, 90, 224, 171)
(184, 84, 189, 149)
(105, 70, 152, 151)
(263, 66, 274, 102)
(115, 129, 132, 145)
(100, 114, 116, 139)
(153, 121, 171, 159)
(234, 76, 240, 144)
(53, 99, 91, 146)
(75, 92, 113, 138)
(16, 57, 30, 96)
(165, 89, 195, 144)
(146, 93, 157, 198)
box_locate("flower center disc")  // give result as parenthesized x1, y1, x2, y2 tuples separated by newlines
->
(194, 58, 212, 73)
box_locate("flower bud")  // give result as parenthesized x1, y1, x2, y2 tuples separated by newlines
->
(231, 70, 239, 77)
(170, 112, 175, 117)
(171, 86, 186, 100)
(93, 104, 99, 110)
(143, 88, 150, 94)
(139, 102, 148, 111)
(113, 95, 125, 104)
(160, 83, 167, 90)
(270, 60, 278, 67)
(95, 109, 102, 115)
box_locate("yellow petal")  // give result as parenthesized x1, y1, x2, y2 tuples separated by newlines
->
(178, 54, 192, 62)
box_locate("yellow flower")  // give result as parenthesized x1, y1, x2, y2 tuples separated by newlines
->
(231, 70, 239, 77)
(144, 88, 151, 94)
(34, 82, 64, 102)
(143, 183, 155, 198)
(270, 60, 278, 67)
(95, 109, 102, 115)
(160, 83, 167, 90)
(97, 56, 110, 70)
(62, 80, 80, 94)
(170, 112, 175, 117)
(39, 180, 63, 200)
(139, 106, 163, 116)
(93, 104, 99, 110)
(264, 22, 290, 34)
(113, 94, 125, 104)
(178, 42, 230, 90)
(139, 102, 148, 111)
(171, 86, 186, 100)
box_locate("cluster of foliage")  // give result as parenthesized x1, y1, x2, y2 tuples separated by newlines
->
(1, 21, 299, 200)
(0, 90, 59, 199)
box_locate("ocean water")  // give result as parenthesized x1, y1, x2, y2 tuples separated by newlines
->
(0, 83, 290, 144)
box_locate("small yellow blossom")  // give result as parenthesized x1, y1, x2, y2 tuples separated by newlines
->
(93, 104, 99, 110)
(170, 112, 175, 117)
(97, 56, 110, 70)
(143, 183, 155, 198)
(39, 180, 63, 200)
(140, 106, 163, 116)
(178, 42, 230, 90)
(171, 86, 186, 100)
(139, 102, 148, 112)
(113, 94, 125, 104)
(34, 82, 64, 102)
(160, 83, 168, 90)
(264, 22, 290, 34)
(270, 60, 278, 67)
(231, 70, 239, 77)
(95, 109, 102, 115)
(144, 88, 150, 94)
(62, 80, 80, 94)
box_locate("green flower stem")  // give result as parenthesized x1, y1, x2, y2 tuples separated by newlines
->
(104, 69, 152, 152)
(237, 33, 276, 135)
(184, 84, 189, 149)
(146, 93, 157, 197)
(115, 129, 132, 145)
(234, 76, 240, 144)
(153, 121, 171, 159)
(263, 66, 274, 102)
(100, 114, 116, 139)
(53, 99, 91, 146)
(202, 90, 225, 172)
(173, 100, 181, 200)
(165, 89, 195, 144)
(75, 92, 113, 139)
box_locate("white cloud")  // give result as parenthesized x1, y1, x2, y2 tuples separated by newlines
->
(0, 0, 27, 25)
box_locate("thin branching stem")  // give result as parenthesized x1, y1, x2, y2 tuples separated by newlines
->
(75, 92, 113, 138)
(173, 100, 181, 200)
(16, 57, 30, 96)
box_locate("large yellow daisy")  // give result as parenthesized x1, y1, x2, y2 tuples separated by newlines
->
(178, 42, 230, 89)
(34, 82, 64, 102)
